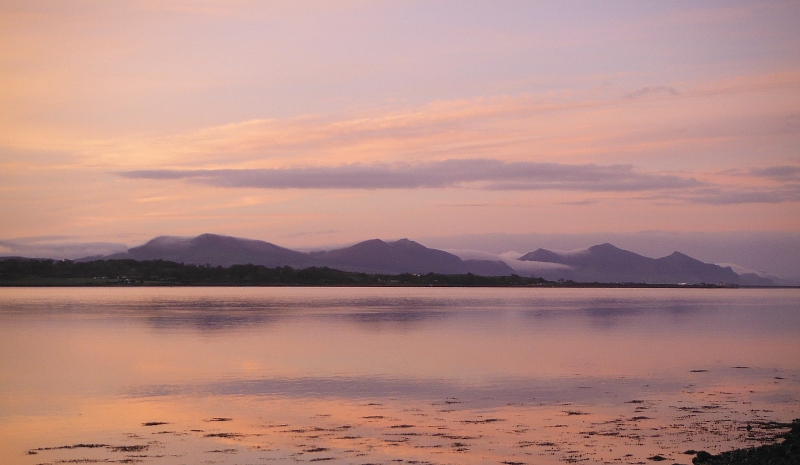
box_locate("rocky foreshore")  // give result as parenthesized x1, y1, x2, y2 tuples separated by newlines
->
(693, 419, 799, 465)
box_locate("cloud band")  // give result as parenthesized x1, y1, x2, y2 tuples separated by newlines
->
(120, 159, 702, 192)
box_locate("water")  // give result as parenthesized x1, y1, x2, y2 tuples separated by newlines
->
(1, 287, 798, 465)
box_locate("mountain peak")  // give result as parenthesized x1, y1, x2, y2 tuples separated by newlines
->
(122, 233, 317, 268)
(659, 250, 699, 263)
(518, 248, 564, 263)
(391, 238, 427, 250)
(361, 238, 387, 245)
(313, 238, 480, 275)
(141, 235, 190, 247)
(194, 232, 231, 240)
(191, 233, 243, 245)
(588, 243, 622, 252)
(516, 243, 742, 284)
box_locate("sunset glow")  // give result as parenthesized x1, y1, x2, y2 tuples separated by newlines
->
(1, 1, 799, 251)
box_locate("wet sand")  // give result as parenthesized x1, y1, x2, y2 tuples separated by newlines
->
(20, 369, 799, 465)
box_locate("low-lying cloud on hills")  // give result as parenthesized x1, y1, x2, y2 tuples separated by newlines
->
(422, 230, 800, 281)
(3, 231, 798, 285)
(3, 232, 793, 286)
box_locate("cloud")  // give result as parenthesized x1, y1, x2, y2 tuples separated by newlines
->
(0, 238, 127, 259)
(747, 165, 800, 181)
(559, 199, 601, 206)
(119, 160, 800, 205)
(445, 248, 573, 275)
(623, 85, 679, 99)
(120, 159, 704, 192)
(682, 185, 800, 205)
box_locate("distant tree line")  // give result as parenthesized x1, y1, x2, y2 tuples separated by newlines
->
(0, 258, 550, 287)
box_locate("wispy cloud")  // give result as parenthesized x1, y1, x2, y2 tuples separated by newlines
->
(559, 199, 601, 206)
(747, 165, 800, 181)
(120, 159, 704, 192)
(683, 185, 800, 205)
(623, 85, 679, 99)
(120, 160, 800, 205)
(0, 237, 127, 259)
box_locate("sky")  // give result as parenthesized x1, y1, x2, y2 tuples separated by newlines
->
(1, 1, 799, 267)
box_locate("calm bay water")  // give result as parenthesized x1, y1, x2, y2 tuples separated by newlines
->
(1, 287, 798, 465)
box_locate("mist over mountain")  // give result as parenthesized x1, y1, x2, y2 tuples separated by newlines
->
(419, 231, 800, 279)
(6, 233, 788, 285)
(517, 243, 744, 284)
(309, 238, 515, 275)
(0, 238, 126, 261)
(100, 234, 515, 277)
(5, 230, 797, 282)
(104, 233, 321, 269)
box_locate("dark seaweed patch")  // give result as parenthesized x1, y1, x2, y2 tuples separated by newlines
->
(304, 447, 330, 453)
(33, 444, 109, 451)
(204, 433, 243, 438)
(110, 445, 149, 452)
(432, 434, 478, 440)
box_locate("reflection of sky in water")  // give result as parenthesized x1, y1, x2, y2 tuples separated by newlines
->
(0, 288, 798, 464)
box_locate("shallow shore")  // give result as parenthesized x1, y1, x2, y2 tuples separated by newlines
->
(692, 419, 799, 464)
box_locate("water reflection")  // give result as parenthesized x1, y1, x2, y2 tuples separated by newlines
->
(2, 287, 793, 333)
(1, 288, 799, 465)
(142, 309, 290, 331)
(129, 374, 691, 406)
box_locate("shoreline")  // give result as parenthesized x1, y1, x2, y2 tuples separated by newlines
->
(4, 281, 790, 288)
(691, 419, 799, 464)
(3, 258, 796, 288)
(1, 278, 795, 288)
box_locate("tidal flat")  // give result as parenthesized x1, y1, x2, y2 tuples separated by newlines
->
(1, 287, 798, 465)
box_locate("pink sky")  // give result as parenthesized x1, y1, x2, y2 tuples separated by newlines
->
(1, 1, 799, 251)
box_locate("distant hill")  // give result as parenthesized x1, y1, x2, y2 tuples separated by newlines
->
(104, 233, 321, 269)
(518, 243, 745, 284)
(310, 238, 516, 275)
(85, 235, 785, 284)
(101, 234, 515, 276)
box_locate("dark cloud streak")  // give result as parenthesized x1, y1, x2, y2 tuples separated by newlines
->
(120, 159, 703, 193)
(685, 185, 800, 205)
(748, 165, 800, 181)
(119, 159, 800, 204)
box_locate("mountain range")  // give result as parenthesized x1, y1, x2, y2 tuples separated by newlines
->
(103, 233, 515, 276)
(518, 243, 758, 285)
(105, 234, 319, 269)
(88, 233, 784, 286)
